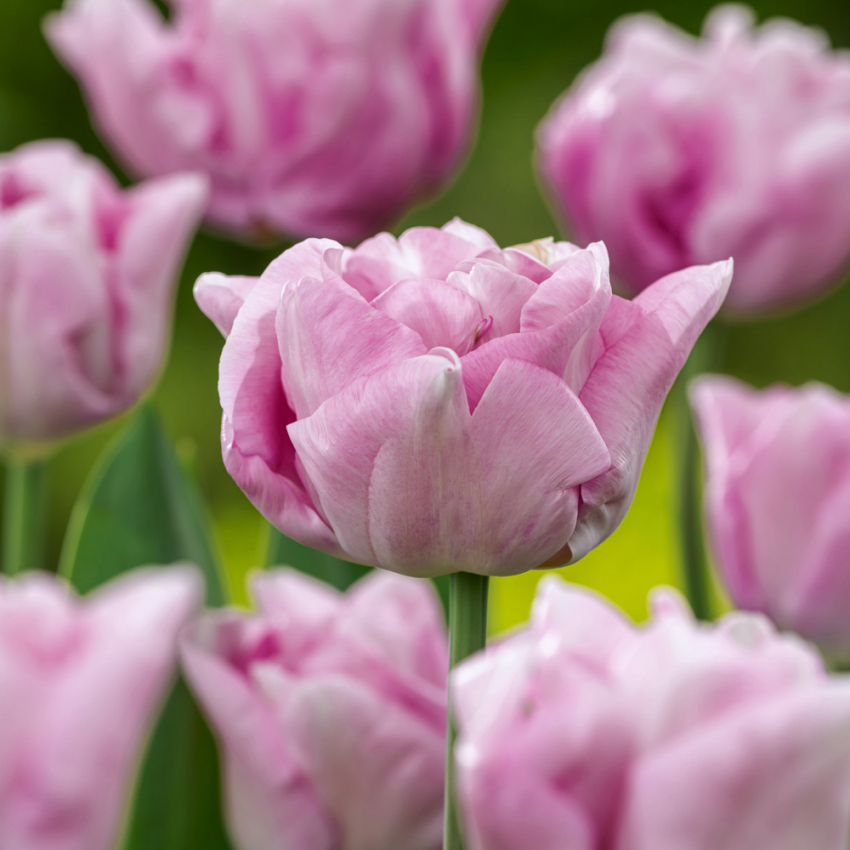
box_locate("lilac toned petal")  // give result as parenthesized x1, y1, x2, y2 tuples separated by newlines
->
(371, 278, 484, 354)
(456, 0, 506, 49)
(194, 273, 259, 338)
(344, 572, 448, 692)
(1, 567, 202, 850)
(222, 415, 346, 556)
(288, 350, 469, 574)
(288, 678, 445, 850)
(530, 576, 636, 665)
(343, 226, 487, 301)
(448, 262, 538, 339)
(441, 218, 500, 250)
(619, 687, 850, 850)
(181, 617, 335, 850)
(219, 238, 342, 549)
(689, 376, 790, 611)
(251, 569, 342, 624)
(569, 260, 732, 562)
(277, 272, 427, 420)
(463, 358, 609, 575)
(118, 172, 208, 397)
(460, 270, 611, 410)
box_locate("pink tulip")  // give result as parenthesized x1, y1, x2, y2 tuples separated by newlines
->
(181, 569, 447, 850)
(0, 566, 201, 850)
(0, 140, 207, 448)
(454, 576, 850, 850)
(537, 5, 850, 314)
(196, 220, 731, 577)
(45, 0, 504, 244)
(691, 375, 850, 660)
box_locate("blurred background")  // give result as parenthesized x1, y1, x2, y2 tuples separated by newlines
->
(1, 0, 849, 632)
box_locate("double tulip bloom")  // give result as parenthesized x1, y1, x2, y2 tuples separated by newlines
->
(182, 570, 447, 850)
(692, 376, 850, 661)
(454, 577, 850, 850)
(197, 220, 731, 577)
(538, 5, 850, 314)
(0, 141, 207, 449)
(0, 567, 200, 850)
(46, 0, 503, 242)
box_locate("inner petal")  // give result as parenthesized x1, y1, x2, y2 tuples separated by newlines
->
(371, 279, 484, 355)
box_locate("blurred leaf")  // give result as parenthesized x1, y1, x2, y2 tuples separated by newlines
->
(61, 403, 232, 850)
(265, 526, 369, 590)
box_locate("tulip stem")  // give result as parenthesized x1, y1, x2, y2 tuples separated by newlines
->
(675, 322, 727, 620)
(444, 572, 489, 850)
(2, 456, 48, 575)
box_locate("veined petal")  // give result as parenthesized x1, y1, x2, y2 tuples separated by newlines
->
(194, 273, 259, 338)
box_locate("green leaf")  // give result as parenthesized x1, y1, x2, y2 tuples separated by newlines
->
(61, 403, 232, 850)
(265, 525, 369, 590)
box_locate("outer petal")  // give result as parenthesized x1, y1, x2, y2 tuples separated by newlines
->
(219, 239, 343, 553)
(194, 273, 260, 338)
(287, 350, 470, 574)
(181, 614, 335, 850)
(0, 567, 201, 850)
(567, 260, 732, 563)
(118, 171, 208, 397)
(618, 686, 850, 850)
(287, 677, 445, 850)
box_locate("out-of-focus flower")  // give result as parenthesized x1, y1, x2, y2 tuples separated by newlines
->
(537, 4, 850, 315)
(0, 140, 207, 450)
(691, 375, 850, 660)
(196, 220, 731, 577)
(0, 566, 201, 850)
(181, 569, 447, 850)
(454, 576, 850, 850)
(45, 0, 504, 244)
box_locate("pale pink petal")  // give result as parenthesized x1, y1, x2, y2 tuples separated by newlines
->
(371, 278, 484, 354)
(277, 271, 427, 420)
(569, 260, 732, 562)
(194, 273, 259, 338)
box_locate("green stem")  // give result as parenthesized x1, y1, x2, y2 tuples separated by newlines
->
(674, 321, 727, 621)
(444, 572, 489, 850)
(2, 456, 48, 575)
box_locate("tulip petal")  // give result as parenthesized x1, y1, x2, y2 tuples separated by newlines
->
(288, 350, 469, 574)
(181, 616, 335, 850)
(371, 278, 484, 354)
(569, 260, 732, 562)
(194, 273, 259, 338)
(619, 687, 850, 850)
(219, 238, 344, 551)
(288, 677, 445, 850)
(119, 171, 208, 397)
(460, 264, 611, 409)
(277, 272, 427, 420)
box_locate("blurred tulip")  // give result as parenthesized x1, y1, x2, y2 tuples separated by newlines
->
(45, 0, 504, 244)
(0, 566, 201, 850)
(691, 375, 850, 660)
(454, 576, 850, 850)
(181, 569, 447, 850)
(196, 220, 731, 577)
(537, 4, 850, 315)
(0, 140, 207, 450)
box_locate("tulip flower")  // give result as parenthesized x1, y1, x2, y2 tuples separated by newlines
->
(0, 140, 207, 449)
(181, 569, 447, 850)
(454, 576, 850, 850)
(691, 375, 850, 660)
(0, 566, 201, 850)
(45, 0, 504, 243)
(196, 220, 731, 577)
(537, 4, 850, 315)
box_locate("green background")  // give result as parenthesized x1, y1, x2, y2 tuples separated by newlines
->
(1, 0, 849, 632)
